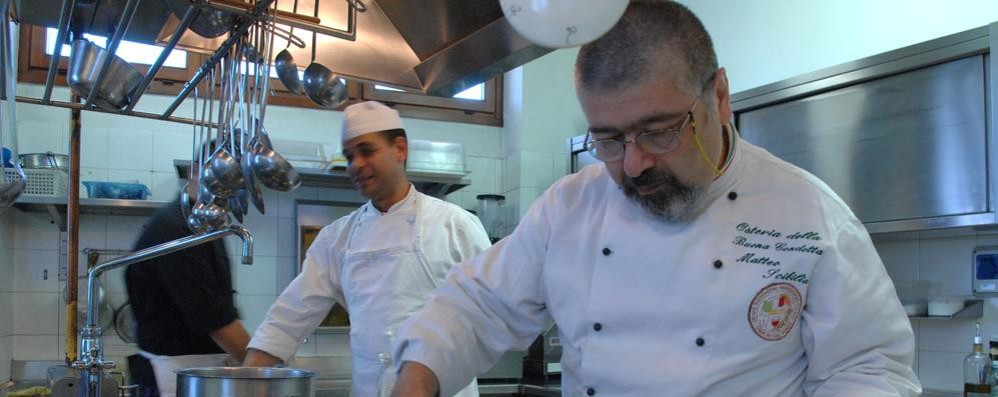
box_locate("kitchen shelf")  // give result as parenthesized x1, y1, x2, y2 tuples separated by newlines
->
(174, 160, 471, 198)
(908, 299, 984, 320)
(13, 195, 170, 231)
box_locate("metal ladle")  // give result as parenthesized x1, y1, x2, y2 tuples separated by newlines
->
(240, 22, 270, 215)
(227, 188, 247, 223)
(192, 181, 230, 230)
(192, 198, 231, 229)
(201, 138, 244, 198)
(274, 0, 305, 95)
(302, 0, 348, 109)
(247, 127, 301, 192)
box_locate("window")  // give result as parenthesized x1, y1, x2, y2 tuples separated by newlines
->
(376, 83, 484, 101)
(19, 25, 503, 126)
(19, 25, 199, 94)
(44, 28, 187, 68)
(362, 78, 502, 126)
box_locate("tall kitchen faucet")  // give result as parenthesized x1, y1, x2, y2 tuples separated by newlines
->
(73, 225, 254, 397)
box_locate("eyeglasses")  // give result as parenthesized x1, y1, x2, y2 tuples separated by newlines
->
(583, 75, 715, 163)
(584, 99, 699, 162)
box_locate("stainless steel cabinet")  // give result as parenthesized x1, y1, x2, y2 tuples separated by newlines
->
(733, 23, 996, 233)
(738, 55, 986, 225)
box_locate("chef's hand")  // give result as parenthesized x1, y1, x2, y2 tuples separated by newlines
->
(390, 361, 440, 397)
(241, 348, 282, 367)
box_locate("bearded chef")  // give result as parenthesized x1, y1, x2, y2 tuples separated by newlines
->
(243, 101, 490, 397)
(389, 1, 923, 396)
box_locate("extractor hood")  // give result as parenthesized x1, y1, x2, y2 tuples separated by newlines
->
(14, 0, 552, 97)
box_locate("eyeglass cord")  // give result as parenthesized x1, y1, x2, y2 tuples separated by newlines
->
(690, 118, 724, 178)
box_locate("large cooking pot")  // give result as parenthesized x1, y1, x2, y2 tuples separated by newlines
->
(176, 367, 315, 397)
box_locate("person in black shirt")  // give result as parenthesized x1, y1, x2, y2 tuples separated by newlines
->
(124, 181, 250, 397)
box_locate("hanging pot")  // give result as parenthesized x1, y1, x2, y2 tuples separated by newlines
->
(165, 0, 237, 39)
(67, 39, 143, 111)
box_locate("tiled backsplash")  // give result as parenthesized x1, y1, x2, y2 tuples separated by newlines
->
(2, 210, 14, 381)
(874, 227, 998, 393)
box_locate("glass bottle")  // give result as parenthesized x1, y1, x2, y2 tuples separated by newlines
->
(990, 360, 998, 397)
(966, 322, 992, 396)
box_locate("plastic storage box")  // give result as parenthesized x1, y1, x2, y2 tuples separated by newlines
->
(81, 181, 150, 200)
(407, 139, 467, 175)
(5, 168, 68, 196)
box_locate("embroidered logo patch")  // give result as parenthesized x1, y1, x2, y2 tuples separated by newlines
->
(748, 282, 803, 341)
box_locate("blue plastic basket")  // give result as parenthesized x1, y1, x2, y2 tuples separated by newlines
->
(81, 181, 151, 200)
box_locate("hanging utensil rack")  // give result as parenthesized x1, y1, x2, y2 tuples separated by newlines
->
(17, 0, 364, 126)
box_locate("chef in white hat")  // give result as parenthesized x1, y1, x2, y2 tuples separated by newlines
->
(244, 101, 489, 397)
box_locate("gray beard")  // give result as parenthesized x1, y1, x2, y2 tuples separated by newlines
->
(622, 168, 707, 223)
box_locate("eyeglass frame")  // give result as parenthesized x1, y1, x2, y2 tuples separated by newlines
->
(583, 75, 716, 162)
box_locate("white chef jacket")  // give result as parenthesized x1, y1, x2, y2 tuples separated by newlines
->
(393, 127, 922, 396)
(249, 185, 490, 396)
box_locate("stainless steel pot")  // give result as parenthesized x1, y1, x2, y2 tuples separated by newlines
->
(19, 152, 68, 169)
(165, 0, 236, 39)
(67, 39, 143, 111)
(176, 367, 315, 397)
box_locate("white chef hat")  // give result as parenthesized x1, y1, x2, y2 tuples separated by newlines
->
(340, 101, 404, 142)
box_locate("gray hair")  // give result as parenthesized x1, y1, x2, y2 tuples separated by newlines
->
(575, 0, 718, 97)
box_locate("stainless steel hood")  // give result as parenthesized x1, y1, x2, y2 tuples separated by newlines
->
(16, 0, 552, 98)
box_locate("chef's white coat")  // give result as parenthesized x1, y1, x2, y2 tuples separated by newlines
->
(249, 186, 490, 396)
(393, 129, 922, 396)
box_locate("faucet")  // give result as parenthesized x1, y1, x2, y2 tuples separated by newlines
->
(73, 225, 253, 397)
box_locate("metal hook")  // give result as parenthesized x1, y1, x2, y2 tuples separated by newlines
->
(346, 0, 366, 12)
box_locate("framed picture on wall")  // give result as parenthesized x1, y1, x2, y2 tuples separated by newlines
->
(295, 199, 363, 332)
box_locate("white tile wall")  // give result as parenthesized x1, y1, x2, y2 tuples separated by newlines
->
(14, 212, 59, 250)
(104, 215, 148, 251)
(234, 255, 278, 296)
(12, 335, 59, 361)
(0, 336, 9, 381)
(79, 214, 108, 250)
(105, 169, 152, 188)
(918, 237, 975, 296)
(0, 293, 11, 337)
(235, 294, 277, 335)
(80, 127, 110, 169)
(150, 172, 182, 202)
(151, 130, 193, 173)
(519, 151, 556, 189)
(1, 211, 12, 381)
(12, 293, 59, 334)
(12, 249, 59, 293)
(16, 121, 67, 155)
(276, 217, 296, 258)
(874, 228, 998, 393)
(107, 128, 154, 171)
(917, 351, 965, 392)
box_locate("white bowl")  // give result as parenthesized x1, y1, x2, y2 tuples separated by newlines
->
(927, 297, 965, 316)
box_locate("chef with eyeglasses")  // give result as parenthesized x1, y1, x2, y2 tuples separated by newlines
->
(388, 1, 922, 396)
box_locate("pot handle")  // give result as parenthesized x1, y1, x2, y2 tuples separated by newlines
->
(45, 151, 57, 168)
